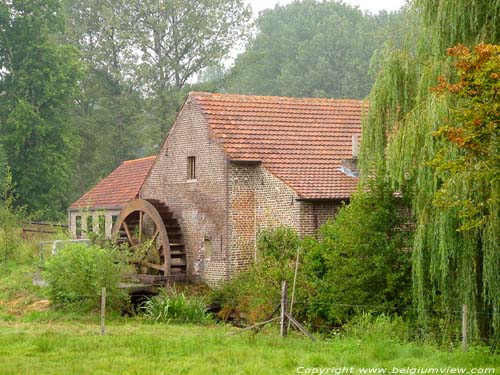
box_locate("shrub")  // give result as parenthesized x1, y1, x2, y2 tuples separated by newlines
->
(141, 287, 212, 324)
(301, 178, 411, 326)
(209, 225, 302, 323)
(210, 183, 412, 330)
(44, 243, 129, 311)
(0, 167, 24, 265)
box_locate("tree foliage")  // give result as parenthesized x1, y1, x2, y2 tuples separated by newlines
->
(63, 0, 251, 200)
(432, 44, 500, 230)
(224, 1, 406, 98)
(301, 180, 411, 326)
(0, 0, 82, 218)
(360, 0, 500, 341)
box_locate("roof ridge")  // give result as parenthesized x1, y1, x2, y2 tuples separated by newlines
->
(189, 91, 367, 104)
(123, 155, 157, 164)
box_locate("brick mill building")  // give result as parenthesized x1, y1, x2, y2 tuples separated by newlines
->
(70, 92, 366, 285)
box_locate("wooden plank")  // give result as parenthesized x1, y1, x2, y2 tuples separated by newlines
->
(139, 211, 143, 243)
(140, 261, 166, 272)
(285, 312, 316, 341)
(152, 229, 159, 245)
(227, 317, 280, 336)
(122, 221, 134, 245)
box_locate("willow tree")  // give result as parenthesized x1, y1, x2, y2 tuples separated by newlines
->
(360, 0, 500, 341)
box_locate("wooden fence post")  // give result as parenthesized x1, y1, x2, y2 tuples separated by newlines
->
(280, 280, 288, 338)
(101, 287, 106, 336)
(462, 304, 467, 352)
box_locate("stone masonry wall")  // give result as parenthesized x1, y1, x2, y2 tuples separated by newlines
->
(141, 97, 230, 285)
(228, 164, 343, 274)
(68, 208, 121, 239)
(140, 97, 346, 284)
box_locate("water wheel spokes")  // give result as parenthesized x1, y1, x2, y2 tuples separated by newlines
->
(112, 199, 171, 276)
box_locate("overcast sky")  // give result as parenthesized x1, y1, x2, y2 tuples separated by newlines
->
(246, 0, 406, 15)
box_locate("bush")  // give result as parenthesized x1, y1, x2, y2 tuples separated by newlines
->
(141, 287, 212, 324)
(301, 178, 411, 326)
(209, 225, 302, 323)
(0, 167, 24, 265)
(0, 206, 22, 265)
(44, 243, 129, 311)
(210, 182, 412, 330)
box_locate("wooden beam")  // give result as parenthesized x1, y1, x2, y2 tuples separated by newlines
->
(227, 317, 280, 336)
(140, 260, 166, 272)
(285, 312, 316, 341)
(139, 211, 143, 243)
(122, 221, 134, 245)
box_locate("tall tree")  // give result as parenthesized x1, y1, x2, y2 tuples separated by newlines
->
(64, 0, 148, 195)
(0, 0, 82, 218)
(360, 0, 500, 341)
(132, 0, 251, 131)
(64, 0, 251, 196)
(224, 1, 406, 99)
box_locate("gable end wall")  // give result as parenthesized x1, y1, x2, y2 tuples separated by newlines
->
(141, 98, 230, 285)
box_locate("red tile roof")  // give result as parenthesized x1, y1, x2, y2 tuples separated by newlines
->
(69, 156, 156, 210)
(191, 92, 366, 199)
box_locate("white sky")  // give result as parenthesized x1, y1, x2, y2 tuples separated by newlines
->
(247, 0, 407, 15)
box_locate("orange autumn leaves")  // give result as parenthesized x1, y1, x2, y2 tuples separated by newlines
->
(432, 43, 500, 155)
(430, 44, 500, 229)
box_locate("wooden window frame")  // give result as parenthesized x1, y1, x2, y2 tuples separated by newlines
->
(187, 156, 196, 180)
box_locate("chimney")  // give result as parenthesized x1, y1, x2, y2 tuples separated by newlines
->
(340, 135, 360, 176)
(352, 134, 359, 159)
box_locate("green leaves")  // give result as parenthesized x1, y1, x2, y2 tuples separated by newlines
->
(302, 180, 411, 325)
(361, 0, 500, 342)
(0, 1, 82, 219)
(224, 1, 406, 99)
(44, 243, 129, 312)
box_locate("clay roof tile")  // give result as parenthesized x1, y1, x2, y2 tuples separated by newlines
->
(69, 156, 156, 210)
(191, 92, 366, 199)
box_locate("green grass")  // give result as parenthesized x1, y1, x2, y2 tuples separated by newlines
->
(1, 234, 499, 374)
(0, 321, 498, 375)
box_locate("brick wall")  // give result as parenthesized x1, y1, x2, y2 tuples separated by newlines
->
(228, 163, 305, 273)
(141, 97, 230, 286)
(299, 201, 344, 236)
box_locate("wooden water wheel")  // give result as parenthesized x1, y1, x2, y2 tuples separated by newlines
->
(111, 198, 187, 277)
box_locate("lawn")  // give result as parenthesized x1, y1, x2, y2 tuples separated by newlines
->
(0, 239, 499, 375)
(0, 320, 499, 375)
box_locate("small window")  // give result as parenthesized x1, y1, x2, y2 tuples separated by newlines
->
(204, 238, 212, 258)
(98, 215, 106, 236)
(112, 215, 118, 228)
(187, 156, 196, 180)
(76, 216, 82, 239)
(87, 215, 93, 234)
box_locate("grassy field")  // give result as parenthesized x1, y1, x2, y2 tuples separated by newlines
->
(0, 238, 499, 375)
(0, 319, 499, 375)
